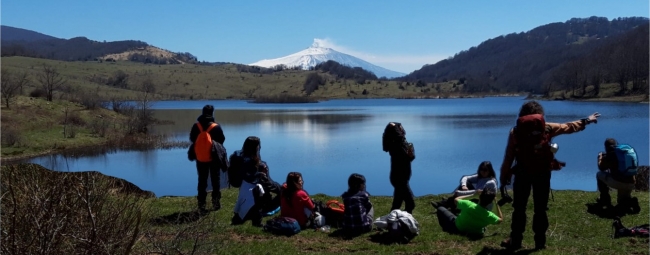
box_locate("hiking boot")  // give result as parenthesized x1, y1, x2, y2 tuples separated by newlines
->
(430, 201, 441, 209)
(500, 238, 522, 251)
(212, 200, 221, 211)
(198, 207, 209, 215)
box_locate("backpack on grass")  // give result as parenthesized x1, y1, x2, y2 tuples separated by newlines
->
(613, 144, 638, 177)
(613, 217, 649, 238)
(263, 217, 301, 236)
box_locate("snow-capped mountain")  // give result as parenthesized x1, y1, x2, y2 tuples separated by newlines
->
(250, 40, 406, 78)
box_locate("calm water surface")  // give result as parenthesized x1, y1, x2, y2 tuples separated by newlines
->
(26, 97, 649, 197)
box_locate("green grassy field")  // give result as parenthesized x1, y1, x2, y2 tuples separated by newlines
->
(1, 56, 472, 101)
(141, 188, 649, 255)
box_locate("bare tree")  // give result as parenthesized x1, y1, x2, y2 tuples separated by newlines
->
(134, 78, 156, 133)
(1, 69, 29, 109)
(37, 64, 66, 101)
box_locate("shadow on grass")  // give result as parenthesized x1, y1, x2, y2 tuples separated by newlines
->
(150, 210, 210, 225)
(368, 231, 417, 245)
(476, 246, 538, 255)
(584, 202, 639, 219)
(327, 228, 368, 241)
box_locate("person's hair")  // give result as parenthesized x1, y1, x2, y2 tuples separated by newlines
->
(604, 138, 618, 152)
(476, 161, 497, 179)
(202, 104, 214, 116)
(479, 189, 496, 208)
(382, 122, 406, 152)
(518, 101, 545, 117)
(347, 173, 366, 193)
(242, 136, 261, 166)
(283, 172, 303, 206)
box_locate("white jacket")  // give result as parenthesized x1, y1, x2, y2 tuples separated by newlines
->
(373, 209, 420, 235)
(233, 181, 265, 219)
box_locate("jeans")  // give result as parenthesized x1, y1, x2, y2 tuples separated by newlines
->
(510, 171, 551, 246)
(197, 161, 221, 209)
(597, 171, 635, 205)
(391, 180, 415, 213)
(436, 206, 459, 233)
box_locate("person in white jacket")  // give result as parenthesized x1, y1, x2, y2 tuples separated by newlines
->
(432, 161, 498, 212)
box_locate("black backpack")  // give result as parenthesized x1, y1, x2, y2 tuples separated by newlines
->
(227, 151, 244, 188)
(613, 217, 649, 238)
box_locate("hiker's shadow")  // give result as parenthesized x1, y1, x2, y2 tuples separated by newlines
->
(150, 210, 208, 225)
(476, 246, 537, 255)
(328, 228, 368, 241)
(368, 231, 415, 245)
(585, 203, 622, 219)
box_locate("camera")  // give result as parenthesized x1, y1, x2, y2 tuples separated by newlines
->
(497, 185, 513, 206)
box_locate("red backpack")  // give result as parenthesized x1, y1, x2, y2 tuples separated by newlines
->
(513, 114, 554, 172)
(194, 122, 218, 163)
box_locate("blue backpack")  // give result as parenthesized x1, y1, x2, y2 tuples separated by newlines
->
(613, 144, 638, 177)
(263, 217, 301, 236)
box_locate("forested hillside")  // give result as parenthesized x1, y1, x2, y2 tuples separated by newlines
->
(1, 26, 198, 65)
(401, 17, 649, 94)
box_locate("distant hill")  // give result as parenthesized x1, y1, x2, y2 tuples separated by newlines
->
(1, 25, 59, 42)
(401, 16, 649, 93)
(1, 25, 197, 64)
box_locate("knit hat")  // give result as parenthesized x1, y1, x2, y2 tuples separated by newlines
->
(202, 104, 214, 116)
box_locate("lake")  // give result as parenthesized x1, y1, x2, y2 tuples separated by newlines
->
(24, 97, 649, 198)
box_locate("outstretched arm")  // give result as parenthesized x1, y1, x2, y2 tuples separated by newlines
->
(548, 112, 600, 137)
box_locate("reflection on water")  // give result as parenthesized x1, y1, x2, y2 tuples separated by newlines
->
(21, 98, 649, 197)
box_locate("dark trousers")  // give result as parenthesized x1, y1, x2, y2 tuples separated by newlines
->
(510, 171, 551, 246)
(391, 180, 415, 213)
(197, 161, 221, 208)
(436, 206, 459, 233)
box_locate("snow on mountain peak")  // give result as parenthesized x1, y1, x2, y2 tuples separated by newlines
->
(250, 40, 405, 78)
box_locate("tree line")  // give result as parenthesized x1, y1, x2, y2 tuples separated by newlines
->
(399, 16, 649, 94)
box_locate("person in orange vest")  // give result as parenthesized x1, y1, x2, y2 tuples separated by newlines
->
(190, 104, 226, 212)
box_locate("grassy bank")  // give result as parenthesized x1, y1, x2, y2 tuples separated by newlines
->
(0, 95, 184, 161)
(2, 163, 648, 254)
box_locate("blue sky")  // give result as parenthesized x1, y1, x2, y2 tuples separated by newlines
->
(1, 1, 648, 73)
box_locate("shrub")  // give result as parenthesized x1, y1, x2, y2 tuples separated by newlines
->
(1, 126, 22, 147)
(89, 118, 111, 137)
(29, 88, 47, 98)
(1, 164, 148, 255)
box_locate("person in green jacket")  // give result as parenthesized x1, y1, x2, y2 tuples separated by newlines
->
(432, 188, 503, 236)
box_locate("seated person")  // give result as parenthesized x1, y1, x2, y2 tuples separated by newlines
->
(280, 172, 315, 229)
(232, 136, 281, 226)
(434, 161, 498, 212)
(341, 173, 374, 235)
(596, 138, 639, 213)
(432, 189, 503, 236)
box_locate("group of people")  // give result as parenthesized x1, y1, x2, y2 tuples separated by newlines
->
(188, 100, 640, 251)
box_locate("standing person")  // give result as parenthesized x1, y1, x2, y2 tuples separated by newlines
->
(341, 173, 374, 236)
(596, 138, 639, 213)
(499, 100, 600, 250)
(231, 136, 281, 226)
(383, 122, 416, 214)
(280, 172, 315, 229)
(432, 189, 503, 237)
(189, 104, 226, 212)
